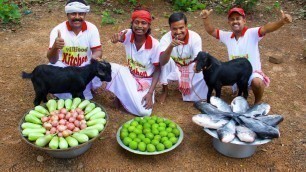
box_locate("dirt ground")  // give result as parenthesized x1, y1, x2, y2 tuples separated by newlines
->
(0, 0, 305, 171)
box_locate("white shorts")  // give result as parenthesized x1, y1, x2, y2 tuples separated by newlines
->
(49, 61, 102, 100)
(106, 63, 153, 116)
(160, 58, 208, 101)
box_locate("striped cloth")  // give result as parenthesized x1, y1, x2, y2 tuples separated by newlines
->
(254, 70, 270, 87)
(178, 65, 191, 95)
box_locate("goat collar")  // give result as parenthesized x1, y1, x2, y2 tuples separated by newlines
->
(203, 64, 212, 71)
(130, 33, 153, 49)
(230, 27, 248, 39)
(66, 21, 87, 32)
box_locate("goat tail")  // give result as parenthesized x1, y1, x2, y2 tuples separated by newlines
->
(21, 71, 32, 79)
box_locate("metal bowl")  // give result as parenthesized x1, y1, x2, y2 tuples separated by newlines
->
(19, 100, 108, 159)
(203, 128, 272, 158)
(116, 118, 184, 155)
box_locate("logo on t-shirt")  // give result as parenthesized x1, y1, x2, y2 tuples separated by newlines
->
(230, 54, 249, 60)
(127, 57, 148, 77)
(171, 56, 193, 66)
(62, 46, 88, 66)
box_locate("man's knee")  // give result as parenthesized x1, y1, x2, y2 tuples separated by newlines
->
(251, 78, 265, 89)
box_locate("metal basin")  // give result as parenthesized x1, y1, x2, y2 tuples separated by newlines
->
(204, 128, 272, 158)
(19, 100, 108, 159)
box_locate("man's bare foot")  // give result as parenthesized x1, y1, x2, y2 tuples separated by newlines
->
(159, 85, 168, 104)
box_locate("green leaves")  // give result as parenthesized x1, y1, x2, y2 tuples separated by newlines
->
(0, 0, 21, 24)
(172, 0, 206, 12)
(101, 10, 116, 25)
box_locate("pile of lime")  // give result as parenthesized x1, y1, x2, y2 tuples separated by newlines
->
(119, 116, 181, 152)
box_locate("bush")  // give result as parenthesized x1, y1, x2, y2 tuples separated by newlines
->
(101, 11, 116, 25)
(171, 0, 206, 12)
(0, 0, 21, 24)
(207, 0, 259, 14)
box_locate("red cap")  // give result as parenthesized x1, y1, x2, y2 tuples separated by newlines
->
(228, 7, 245, 18)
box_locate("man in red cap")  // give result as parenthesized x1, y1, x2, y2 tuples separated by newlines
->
(107, 7, 161, 116)
(200, 7, 292, 104)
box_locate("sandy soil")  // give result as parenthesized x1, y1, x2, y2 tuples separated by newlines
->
(0, 0, 305, 171)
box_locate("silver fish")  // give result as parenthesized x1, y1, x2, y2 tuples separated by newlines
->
(217, 120, 236, 143)
(238, 116, 280, 139)
(231, 96, 249, 114)
(194, 101, 236, 118)
(192, 114, 229, 129)
(210, 96, 232, 112)
(236, 126, 257, 143)
(256, 114, 284, 127)
(243, 103, 271, 117)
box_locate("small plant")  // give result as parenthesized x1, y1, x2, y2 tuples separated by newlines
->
(113, 8, 124, 14)
(172, 0, 206, 12)
(0, 0, 21, 24)
(101, 11, 116, 25)
(129, 0, 138, 6)
(212, 0, 259, 14)
(87, 0, 105, 5)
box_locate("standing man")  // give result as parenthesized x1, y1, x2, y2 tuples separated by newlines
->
(159, 12, 207, 103)
(47, 0, 102, 99)
(201, 7, 292, 104)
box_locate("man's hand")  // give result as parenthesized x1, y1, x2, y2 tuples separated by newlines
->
(200, 9, 213, 19)
(281, 10, 292, 24)
(142, 92, 153, 109)
(53, 30, 65, 50)
(111, 30, 128, 44)
(170, 35, 185, 47)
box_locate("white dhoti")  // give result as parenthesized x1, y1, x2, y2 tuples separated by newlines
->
(160, 58, 207, 101)
(49, 61, 102, 100)
(106, 63, 153, 116)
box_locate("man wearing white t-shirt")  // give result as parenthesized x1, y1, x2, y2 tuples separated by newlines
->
(47, 0, 102, 100)
(201, 7, 292, 104)
(159, 12, 208, 103)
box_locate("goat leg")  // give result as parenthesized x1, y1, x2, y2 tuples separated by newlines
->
(206, 87, 213, 103)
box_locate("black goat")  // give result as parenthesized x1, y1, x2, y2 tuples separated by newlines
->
(195, 52, 252, 103)
(22, 59, 112, 106)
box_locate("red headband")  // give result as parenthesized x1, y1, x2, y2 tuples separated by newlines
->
(131, 10, 152, 23)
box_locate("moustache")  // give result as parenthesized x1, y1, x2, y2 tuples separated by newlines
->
(72, 19, 83, 22)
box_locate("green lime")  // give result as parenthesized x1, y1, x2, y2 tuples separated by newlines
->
(129, 132, 137, 139)
(148, 119, 155, 125)
(156, 143, 165, 151)
(121, 128, 128, 133)
(137, 134, 146, 140)
(159, 131, 168, 137)
(151, 139, 159, 146)
(164, 119, 171, 125)
(136, 125, 143, 130)
(134, 117, 141, 122)
(129, 141, 138, 150)
(158, 126, 165, 131)
(163, 140, 173, 149)
(151, 123, 159, 129)
(133, 138, 141, 143)
(143, 138, 151, 144)
(153, 135, 161, 141)
(139, 119, 146, 125)
(133, 128, 142, 135)
(151, 129, 159, 135)
(143, 116, 150, 121)
(120, 131, 129, 139)
(167, 133, 175, 138)
(123, 123, 130, 129)
(169, 137, 178, 144)
(146, 133, 154, 140)
(143, 123, 151, 129)
(160, 136, 168, 143)
(128, 126, 136, 132)
(159, 122, 166, 128)
(138, 142, 146, 152)
(165, 127, 173, 133)
(131, 121, 139, 126)
(143, 128, 151, 134)
(123, 137, 132, 146)
(151, 116, 158, 121)
(172, 128, 180, 137)
(156, 118, 164, 123)
(168, 122, 177, 129)
(147, 144, 156, 152)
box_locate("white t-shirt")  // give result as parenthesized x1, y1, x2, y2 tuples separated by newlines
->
(49, 21, 101, 67)
(121, 29, 160, 78)
(218, 27, 264, 71)
(159, 30, 202, 66)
